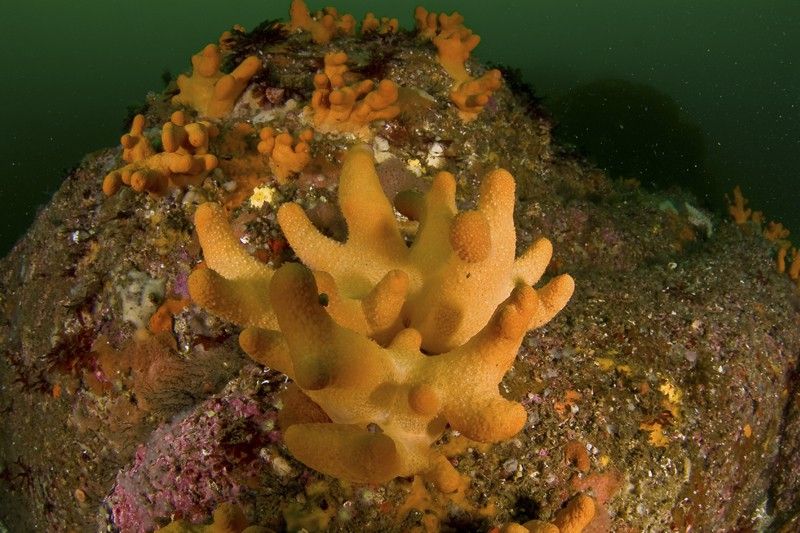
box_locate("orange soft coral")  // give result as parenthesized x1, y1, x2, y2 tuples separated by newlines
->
(414, 7, 477, 82)
(726, 185, 753, 224)
(503, 494, 596, 533)
(161, 111, 219, 155)
(308, 52, 400, 138)
(188, 144, 573, 488)
(278, 144, 574, 353)
(244, 263, 544, 489)
(121, 114, 155, 163)
(285, 0, 355, 44)
(156, 501, 268, 533)
(218, 24, 246, 51)
(451, 69, 503, 121)
(103, 152, 217, 197)
(362, 12, 398, 35)
(414, 7, 502, 121)
(103, 115, 218, 197)
(188, 201, 407, 340)
(257, 127, 314, 183)
(172, 44, 261, 119)
(414, 7, 467, 42)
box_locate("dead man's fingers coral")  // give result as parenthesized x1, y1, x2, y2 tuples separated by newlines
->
(279, 144, 574, 353)
(277, 144, 411, 296)
(208, 55, 262, 118)
(283, 422, 402, 485)
(104, 115, 219, 197)
(450, 69, 503, 121)
(188, 203, 278, 330)
(161, 111, 218, 155)
(172, 44, 261, 119)
(308, 52, 400, 137)
(285, 0, 356, 44)
(189, 201, 408, 338)
(188, 142, 573, 489)
(257, 128, 314, 183)
(121, 114, 154, 163)
(264, 262, 550, 486)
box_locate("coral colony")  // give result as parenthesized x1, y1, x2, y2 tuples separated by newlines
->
(99, 0, 583, 530)
(10, 0, 800, 531)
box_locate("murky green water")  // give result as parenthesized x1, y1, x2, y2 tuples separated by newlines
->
(1, 0, 797, 255)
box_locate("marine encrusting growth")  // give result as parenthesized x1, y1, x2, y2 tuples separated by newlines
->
(189, 144, 574, 488)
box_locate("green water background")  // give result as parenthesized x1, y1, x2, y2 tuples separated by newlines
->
(1, 1, 797, 256)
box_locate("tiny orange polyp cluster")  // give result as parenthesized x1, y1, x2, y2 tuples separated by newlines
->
(189, 145, 574, 489)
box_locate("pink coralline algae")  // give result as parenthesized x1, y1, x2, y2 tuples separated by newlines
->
(106, 394, 278, 532)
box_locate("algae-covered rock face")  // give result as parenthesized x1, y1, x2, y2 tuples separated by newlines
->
(2, 1, 800, 532)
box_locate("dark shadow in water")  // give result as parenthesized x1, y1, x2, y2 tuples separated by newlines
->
(549, 78, 716, 206)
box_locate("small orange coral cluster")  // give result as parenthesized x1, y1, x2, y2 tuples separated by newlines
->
(119, 114, 154, 163)
(257, 127, 313, 183)
(218, 24, 246, 51)
(188, 145, 574, 489)
(162, 111, 219, 155)
(308, 51, 400, 138)
(415, 8, 478, 82)
(415, 7, 503, 121)
(285, 0, 398, 42)
(727, 185, 755, 225)
(501, 494, 596, 533)
(727, 185, 800, 288)
(285, 0, 355, 44)
(103, 114, 218, 197)
(362, 12, 399, 35)
(172, 44, 261, 119)
(156, 502, 267, 533)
